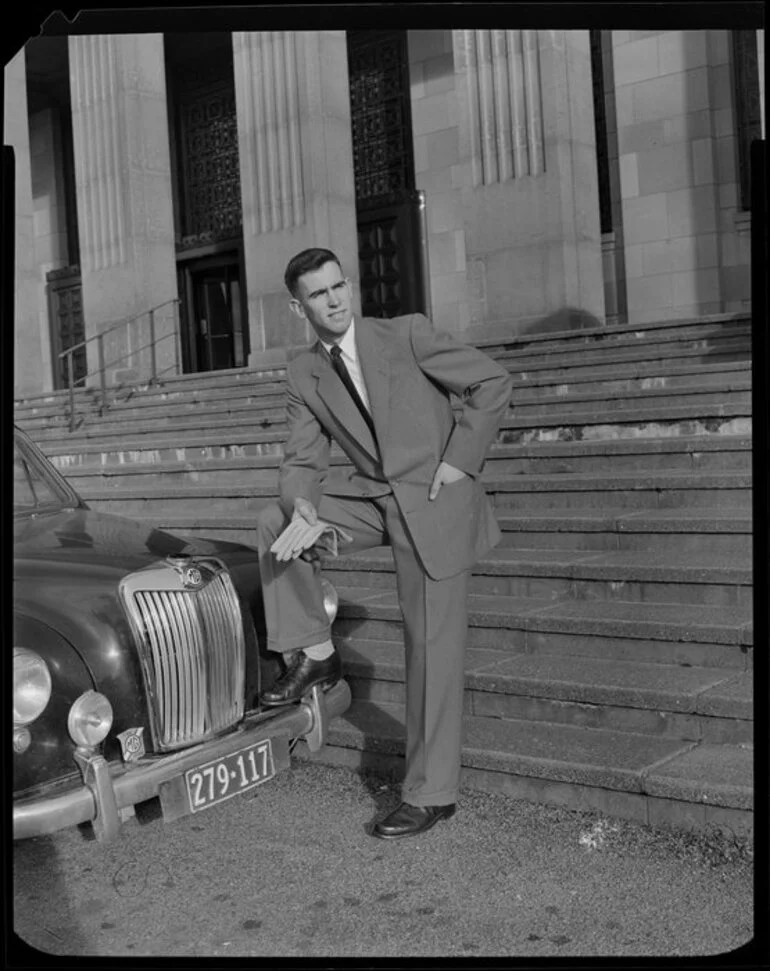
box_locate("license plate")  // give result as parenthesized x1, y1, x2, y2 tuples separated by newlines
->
(184, 739, 275, 814)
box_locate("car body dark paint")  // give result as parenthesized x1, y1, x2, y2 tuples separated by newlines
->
(14, 505, 267, 766)
(13, 433, 268, 799)
(12, 613, 96, 796)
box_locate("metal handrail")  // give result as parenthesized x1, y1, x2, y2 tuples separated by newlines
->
(59, 298, 181, 431)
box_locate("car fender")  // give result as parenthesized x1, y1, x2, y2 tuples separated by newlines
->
(13, 612, 96, 797)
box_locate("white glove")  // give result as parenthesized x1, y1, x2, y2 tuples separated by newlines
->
(270, 499, 352, 562)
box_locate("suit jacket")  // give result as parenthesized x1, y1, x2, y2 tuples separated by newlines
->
(278, 313, 513, 580)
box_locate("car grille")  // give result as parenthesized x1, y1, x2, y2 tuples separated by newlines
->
(120, 557, 246, 752)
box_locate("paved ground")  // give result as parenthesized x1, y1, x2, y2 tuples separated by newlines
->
(12, 760, 755, 960)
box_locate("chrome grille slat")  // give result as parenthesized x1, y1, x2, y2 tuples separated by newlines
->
(160, 590, 195, 743)
(139, 592, 175, 743)
(125, 560, 246, 751)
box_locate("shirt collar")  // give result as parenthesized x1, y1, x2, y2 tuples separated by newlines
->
(321, 317, 357, 361)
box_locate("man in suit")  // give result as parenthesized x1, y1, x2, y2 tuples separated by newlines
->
(255, 247, 512, 839)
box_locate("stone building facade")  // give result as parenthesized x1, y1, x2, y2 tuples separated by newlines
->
(5, 28, 764, 397)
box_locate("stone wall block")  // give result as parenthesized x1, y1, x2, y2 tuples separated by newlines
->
(658, 30, 709, 76)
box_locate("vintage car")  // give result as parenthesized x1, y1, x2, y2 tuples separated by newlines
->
(12, 424, 351, 842)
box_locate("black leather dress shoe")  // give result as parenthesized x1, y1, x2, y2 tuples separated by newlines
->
(260, 650, 342, 707)
(371, 801, 456, 840)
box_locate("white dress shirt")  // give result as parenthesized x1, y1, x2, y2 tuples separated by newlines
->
(321, 318, 372, 413)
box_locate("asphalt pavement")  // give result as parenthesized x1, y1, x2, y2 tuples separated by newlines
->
(11, 759, 756, 961)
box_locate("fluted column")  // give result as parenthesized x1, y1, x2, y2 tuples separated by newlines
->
(6, 47, 51, 395)
(457, 29, 545, 186)
(453, 29, 604, 334)
(758, 29, 765, 139)
(69, 34, 177, 382)
(234, 30, 358, 360)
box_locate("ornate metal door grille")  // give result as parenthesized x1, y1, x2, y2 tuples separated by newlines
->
(178, 82, 243, 241)
(348, 31, 415, 207)
(348, 30, 426, 318)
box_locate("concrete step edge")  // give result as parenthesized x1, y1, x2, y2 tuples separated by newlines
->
(337, 643, 753, 719)
(332, 588, 753, 646)
(493, 328, 751, 358)
(74, 469, 753, 496)
(324, 701, 753, 810)
(138, 509, 754, 536)
(324, 549, 753, 584)
(473, 312, 751, 350)
(38, 431, 755, 459)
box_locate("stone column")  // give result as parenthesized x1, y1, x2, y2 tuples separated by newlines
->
(453, 29, 604, 338)
(68, 34, 178, 383)
(5, 47, 49, 397)
(758, 30, 765, 139)
(233, 30, 359, 363)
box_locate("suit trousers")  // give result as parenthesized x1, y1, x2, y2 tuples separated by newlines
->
(255, 493, 469, 807)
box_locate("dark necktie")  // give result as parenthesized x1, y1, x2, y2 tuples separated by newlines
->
(329, 344, 377, 440)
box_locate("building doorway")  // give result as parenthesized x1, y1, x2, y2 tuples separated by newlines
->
(347, 30, 428, 318)
(179, 253, 248, 373)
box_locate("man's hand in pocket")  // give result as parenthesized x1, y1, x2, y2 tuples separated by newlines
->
(428, 461, 468, 501)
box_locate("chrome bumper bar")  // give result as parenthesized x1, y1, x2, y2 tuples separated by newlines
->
(13, 680, 351, 842)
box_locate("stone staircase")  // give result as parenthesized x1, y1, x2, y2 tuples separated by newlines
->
(14, 312, 754, 838)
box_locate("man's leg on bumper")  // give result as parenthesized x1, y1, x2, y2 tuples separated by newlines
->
(255, 495, 388, 656)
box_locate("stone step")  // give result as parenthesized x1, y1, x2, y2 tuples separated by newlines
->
(323, 547, 752, 607)
(497, 336, 751, 382)
(330, 586, 752, 658)
(15, 353, 750, 426)
(46, 435, 753, 481)
(12, 362, 289, 412)
(15, 400, 288, 432)
(304, 701, 752, 832)
(13, 317, 749, 422)
(489, 471, 751, 511)
(15, 359, 750, 426)
(332, 606, 748, 673)
(496, 509, 753, 555)
(498, 403, 750, 446)
(337, 639, 753, 745)
(512, 382, 751, 418)
(138, 506, 753, 557)
(18, 383, 752, 442)
(509, 360, 751, 397)
(76, 469, 751, 517)
(18, 373, 751, 430)
(476, 312, 749, 353)
(70, 387, 287, 424)
(490, 320, 751, 362)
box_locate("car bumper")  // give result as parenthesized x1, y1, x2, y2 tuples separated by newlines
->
(13, 680, 351, 842)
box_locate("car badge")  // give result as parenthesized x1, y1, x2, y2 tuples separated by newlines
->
(117, 727, 146, 763)
(182, 567, 203, 589)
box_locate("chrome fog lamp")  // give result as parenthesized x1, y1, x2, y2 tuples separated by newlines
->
(13, 648, 52, 725)
(13, 727, 32, 754)
(68, 691, 113, 748)
(320, 578, 339, 623)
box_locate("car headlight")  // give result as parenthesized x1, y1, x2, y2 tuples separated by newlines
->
(68, 691, 113, 748)
(320, 578, 339, 623)
(14, 648, 52, 725)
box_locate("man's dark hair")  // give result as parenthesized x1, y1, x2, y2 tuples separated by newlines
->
(284, 248, 342, 297)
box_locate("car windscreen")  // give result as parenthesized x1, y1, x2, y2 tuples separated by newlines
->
(13, 441, 70, 512)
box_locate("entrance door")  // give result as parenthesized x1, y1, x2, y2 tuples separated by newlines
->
(47, 268, 86, 389)
(181, 256, 247, 373)
(347, 30, 427, 318)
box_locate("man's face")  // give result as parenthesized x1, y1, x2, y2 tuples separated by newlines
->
(290, 260, 353, 344)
